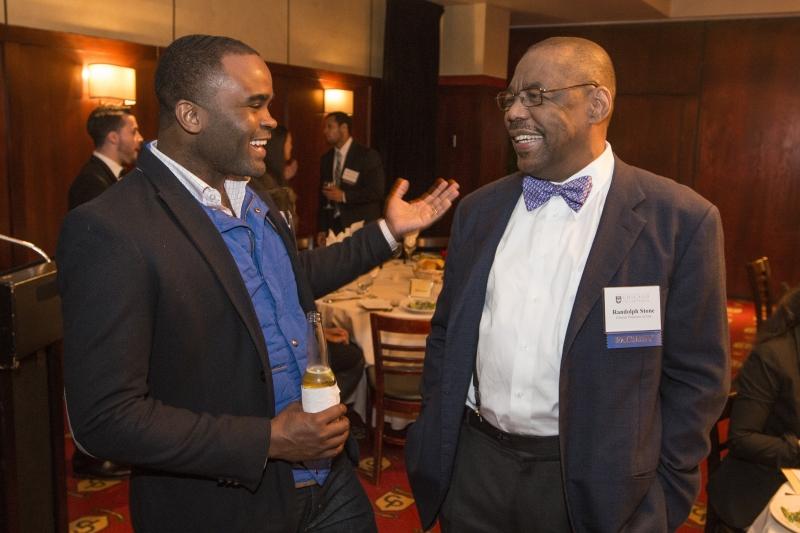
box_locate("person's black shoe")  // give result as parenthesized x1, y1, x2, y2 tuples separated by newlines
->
(72, 449, 131, 479)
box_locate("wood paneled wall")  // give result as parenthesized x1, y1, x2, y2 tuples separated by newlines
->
(507, 19, 800, 299)
(0, 26, 160, 270)
(0, 26, 380, 272)
(433, 76, 511, 235)
(695, 19, 800, 301)
(0, 37, 11, 270)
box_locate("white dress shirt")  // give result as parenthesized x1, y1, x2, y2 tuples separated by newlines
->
(148, 141, 249, 218)
(333, 137, 353, 203)
(467, 143, 615, 436)
(147, 141, 399, 248)
(333, 137, 353, 178)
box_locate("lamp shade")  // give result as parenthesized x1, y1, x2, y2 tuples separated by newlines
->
(323, 89, 353, 115)
(88, 64, 136, 104)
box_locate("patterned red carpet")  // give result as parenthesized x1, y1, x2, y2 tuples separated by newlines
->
(65, 300, 756, 533)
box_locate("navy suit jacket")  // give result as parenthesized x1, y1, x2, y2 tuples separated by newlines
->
(319, 142, 385, 231)
(58, 146, 393, 532)
(68, 154, 118, 209)
(406, 157, 730, 532)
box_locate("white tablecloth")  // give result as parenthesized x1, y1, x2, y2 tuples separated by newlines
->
(317, 259, 438, 364)
(748, 482, 800, 533)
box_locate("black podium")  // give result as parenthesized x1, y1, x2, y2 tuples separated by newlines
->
(0, 261, 67, 533)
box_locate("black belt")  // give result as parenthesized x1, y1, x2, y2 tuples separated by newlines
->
(463, 408, 560, 457)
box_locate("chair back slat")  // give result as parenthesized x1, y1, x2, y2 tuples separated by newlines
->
(380, 342, 426, 353)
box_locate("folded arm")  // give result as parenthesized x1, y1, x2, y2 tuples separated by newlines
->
(728, 347, 800, 466)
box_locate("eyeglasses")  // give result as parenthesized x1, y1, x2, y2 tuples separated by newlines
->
(495, 83, 598, 111)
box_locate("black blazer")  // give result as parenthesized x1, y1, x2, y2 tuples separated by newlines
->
(57, 146, 394, 532)
(68, 155, 118, 209)
(319, 141, 385, 232)
(708, 326, 800, 528)
(406, 157, 730, 532)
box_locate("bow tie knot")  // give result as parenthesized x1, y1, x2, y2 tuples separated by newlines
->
(522, 175, 592, 212)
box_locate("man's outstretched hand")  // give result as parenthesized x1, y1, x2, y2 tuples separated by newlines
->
(384, 178, 460, 240)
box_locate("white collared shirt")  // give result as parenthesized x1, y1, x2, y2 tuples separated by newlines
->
(93, 151, 124, 181)
(148, 141, 249, 218)
(333, 137, 353, 204)
(467, 143, 615, 436)
(147, 141, 399, 249)
(333, 136, 353, 177)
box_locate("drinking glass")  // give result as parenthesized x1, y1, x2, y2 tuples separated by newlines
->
(403, 232, 419, 263)
(322, 181, 335, 209)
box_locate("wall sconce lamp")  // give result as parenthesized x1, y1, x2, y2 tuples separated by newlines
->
(323, 89, 353, 115)
(86, 64, 136, 105)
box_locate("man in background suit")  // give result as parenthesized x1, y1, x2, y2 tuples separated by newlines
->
(68, 105, 143, 209)
(318, 111, 385, 239)
(67, 104, 142, 479)
(58, 34, 457, 532)
(406, 37, 730, 532)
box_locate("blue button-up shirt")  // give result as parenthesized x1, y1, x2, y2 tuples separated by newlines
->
(201, 190, 328, 486)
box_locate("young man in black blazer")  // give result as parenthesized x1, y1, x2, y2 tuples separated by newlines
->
(58, 34, 457, 532)
(68, 105, 143, 209)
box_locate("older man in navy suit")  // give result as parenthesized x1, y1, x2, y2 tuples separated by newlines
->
(406, 37, 730, 532)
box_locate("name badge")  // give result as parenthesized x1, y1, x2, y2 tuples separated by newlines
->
(603, 286, 662, 348)
(342, 168, 359, 185)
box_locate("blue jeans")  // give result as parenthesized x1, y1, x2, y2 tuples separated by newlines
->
(294, 453, 376, 532)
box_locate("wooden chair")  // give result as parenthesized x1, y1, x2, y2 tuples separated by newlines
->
(705, 391, 738, 533)
(366, 313, 430, 484)
(746, 257, 772, 328)
(416, 236, 449, 252)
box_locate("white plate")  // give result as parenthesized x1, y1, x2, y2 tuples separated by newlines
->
(402, 300, 436, 314)
(769, 484, 800, 532)
(359, 299, 393, 311)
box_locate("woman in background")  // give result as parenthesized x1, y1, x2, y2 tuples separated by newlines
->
(251, 124, 299, 223)
(708, 286, 800, 530)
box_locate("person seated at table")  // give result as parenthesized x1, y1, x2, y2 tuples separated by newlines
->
(708, 285, 800, 530)
(324, 327, 365, 402)
(250, 124, 299, 223)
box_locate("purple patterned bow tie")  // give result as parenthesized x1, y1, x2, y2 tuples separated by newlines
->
(522, 175, 592, 212)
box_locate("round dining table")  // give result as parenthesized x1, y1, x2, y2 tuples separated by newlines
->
(747, 482, 800, 533)
(317, 258, 440, 363)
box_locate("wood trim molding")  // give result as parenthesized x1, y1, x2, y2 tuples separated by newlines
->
(267, 61, 380, 88)
(438, 75, 507, 88)
(0, 24, 158, 59)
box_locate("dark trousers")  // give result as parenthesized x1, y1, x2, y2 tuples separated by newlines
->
(439, 414, 571, 533)
(293, 452, 376, 532)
